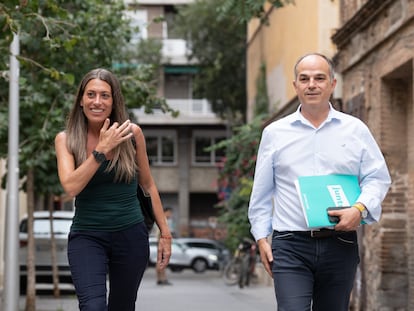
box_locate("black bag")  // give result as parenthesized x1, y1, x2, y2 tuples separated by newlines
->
(137, 184, 155, 232)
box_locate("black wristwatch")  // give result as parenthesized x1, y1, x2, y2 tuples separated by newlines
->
(92, 150, 107, 163)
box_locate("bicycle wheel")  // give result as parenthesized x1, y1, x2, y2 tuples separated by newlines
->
(223, 258, 242, 285)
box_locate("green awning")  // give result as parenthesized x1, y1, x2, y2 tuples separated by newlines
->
(164, 66, 199, 74)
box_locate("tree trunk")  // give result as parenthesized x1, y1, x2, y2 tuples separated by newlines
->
(48, 194, 60, 297)
(25, 168, 36, 311)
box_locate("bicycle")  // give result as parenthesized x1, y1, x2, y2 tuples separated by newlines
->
(223, 238, 257, 288)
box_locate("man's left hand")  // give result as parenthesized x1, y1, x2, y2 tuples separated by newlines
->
(328, 207, 362, 231)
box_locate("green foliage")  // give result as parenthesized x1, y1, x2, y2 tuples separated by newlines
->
(0, 0, 169, 196)
(118, 38, 178, 117)
(211, 115, 266, 250)
(135, 39, 163, 73)
(200, 0, 295, 248)
(175, 0, 247, 123)
(254, 62, 269, 116)
(218, 0, 295, 24)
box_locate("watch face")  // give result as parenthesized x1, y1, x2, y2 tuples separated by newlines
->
(361, 210, 368, 218)
(93, 150, 106, 163)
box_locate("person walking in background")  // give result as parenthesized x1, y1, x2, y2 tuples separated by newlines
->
(248, 53, 391, 311)
(164, 206, 175, 237)
(156, 206, 174, 285)
(55, 68, 172, 310)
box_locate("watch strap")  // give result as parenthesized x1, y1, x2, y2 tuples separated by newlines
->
(352, 202, 368, 218)
(92, 150, 107, 163)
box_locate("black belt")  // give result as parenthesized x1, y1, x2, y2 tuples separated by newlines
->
(291, 229, 354, 238)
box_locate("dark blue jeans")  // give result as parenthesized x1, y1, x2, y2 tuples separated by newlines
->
(272, 230, 359, 311)
(68, 222, 149, 311)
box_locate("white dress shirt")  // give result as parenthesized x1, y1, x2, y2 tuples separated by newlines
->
(248, 104, 392, 240)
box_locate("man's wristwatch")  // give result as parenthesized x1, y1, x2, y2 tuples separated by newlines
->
(353, 202, 368, 219)
(92, 150, 107, 163)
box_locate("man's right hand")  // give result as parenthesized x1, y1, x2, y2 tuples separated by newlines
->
(257, 238, 274, 278)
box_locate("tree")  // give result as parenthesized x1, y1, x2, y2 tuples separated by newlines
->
(211, 115, 266, 250)
(0, 0, 164, 194)
(204, 0, 293, 249)
(172, 0, 294, 124)
(254, 62, 270, 116)
(0, 1, 168, 309)
(218, 0, 295, 24)
(212, 63, 270, 249)
(174, 0, 247, 124)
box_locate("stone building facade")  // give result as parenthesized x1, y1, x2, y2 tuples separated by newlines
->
(332, 0, 414, 309)
(126, 0, 228, 238)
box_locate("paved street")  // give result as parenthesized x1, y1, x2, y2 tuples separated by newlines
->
(8, 266, 276, 311)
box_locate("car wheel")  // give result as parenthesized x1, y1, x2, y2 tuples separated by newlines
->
(192, 258, 208, 273)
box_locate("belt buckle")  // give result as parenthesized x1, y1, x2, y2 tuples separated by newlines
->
(310, 229, 320, 238)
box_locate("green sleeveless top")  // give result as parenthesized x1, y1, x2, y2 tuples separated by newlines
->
(72, 161, 144, 231)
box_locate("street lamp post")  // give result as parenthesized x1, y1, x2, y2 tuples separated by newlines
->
(3, 32, 20, 311)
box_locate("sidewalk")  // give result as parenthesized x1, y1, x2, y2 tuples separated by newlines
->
(1, 268, 276, 311)
(0, 286, 77, 311)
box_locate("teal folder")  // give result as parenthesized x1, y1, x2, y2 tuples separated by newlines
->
(295, 174, 361, 228)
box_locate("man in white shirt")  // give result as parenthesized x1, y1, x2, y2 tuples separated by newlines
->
(248, 53, 391, 311)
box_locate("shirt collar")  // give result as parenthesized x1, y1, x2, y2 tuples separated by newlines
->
(290, 102, 342, 127)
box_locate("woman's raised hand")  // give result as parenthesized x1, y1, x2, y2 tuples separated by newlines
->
(97, 119, 133, 153)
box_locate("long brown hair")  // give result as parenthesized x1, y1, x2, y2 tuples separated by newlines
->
(65, 68, 137, 183)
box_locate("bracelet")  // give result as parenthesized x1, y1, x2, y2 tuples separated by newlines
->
(160, 235, 172, 239)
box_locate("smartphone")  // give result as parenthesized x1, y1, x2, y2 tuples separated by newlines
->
(326, 206, 351, 223)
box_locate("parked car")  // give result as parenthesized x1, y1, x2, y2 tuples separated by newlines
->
(19, 210, 74, 293)
(149, 237, 230, 273)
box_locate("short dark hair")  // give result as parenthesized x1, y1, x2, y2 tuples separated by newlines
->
(294, 53, 335, 81)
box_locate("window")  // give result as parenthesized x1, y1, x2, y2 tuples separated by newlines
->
(164, 73, 192, 99)
(145, 131, 177, 165)
(124, 10, 148, 43)
(164, 5, 180, 39)
(193, 131, 227, 165)
(185, 242, 217, 250)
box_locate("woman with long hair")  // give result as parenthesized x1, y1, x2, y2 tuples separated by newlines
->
(55, 68, 172, 310)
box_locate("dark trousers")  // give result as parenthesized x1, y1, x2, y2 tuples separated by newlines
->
(68, 222, 149, 311)
(272, 230, 359, 311)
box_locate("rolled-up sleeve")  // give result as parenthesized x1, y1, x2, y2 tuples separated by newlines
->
(357, 128, 392, 223)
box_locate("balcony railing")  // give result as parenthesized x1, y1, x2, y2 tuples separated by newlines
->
(133, 99, 224, 125)
(166, 99, 215, 115)
(162, 39, 195, 65)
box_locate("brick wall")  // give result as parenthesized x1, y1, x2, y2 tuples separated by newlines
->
(339, 0, 371, 24)
(335, 0, 414, 309)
